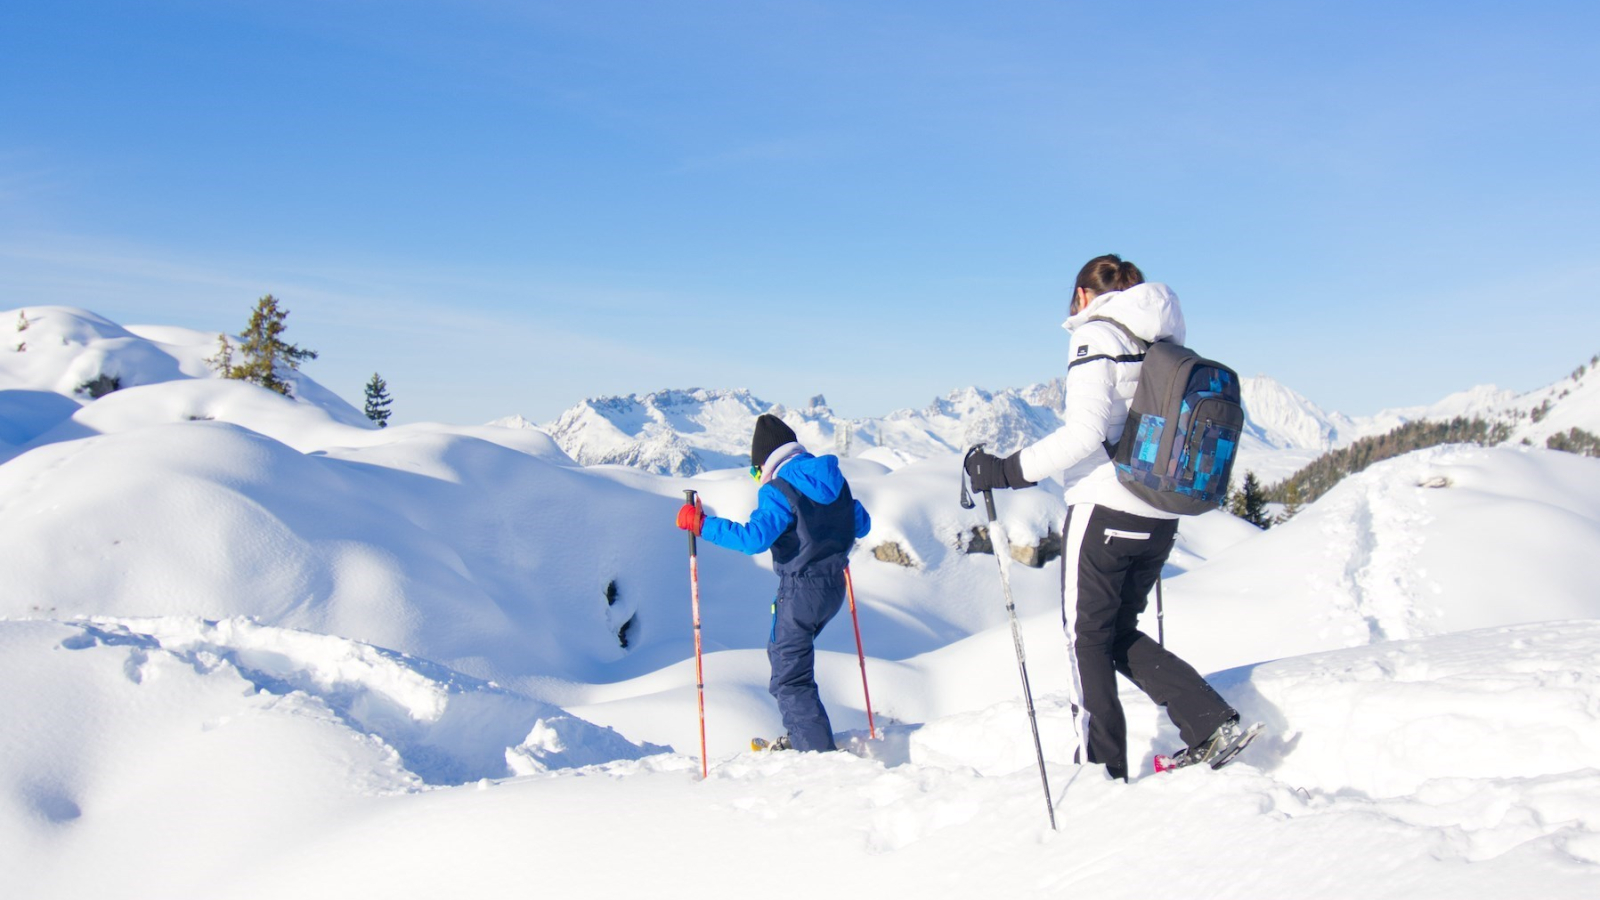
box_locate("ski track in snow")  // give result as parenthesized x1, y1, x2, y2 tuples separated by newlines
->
(1312, 451, 1442, 645)
(53, 617, 665, 786)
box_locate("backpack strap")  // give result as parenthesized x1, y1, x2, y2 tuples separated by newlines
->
(1085, 315, 1151, 349)
(1080, 316, 1151, 460)
(1069, 316, 1150, 370)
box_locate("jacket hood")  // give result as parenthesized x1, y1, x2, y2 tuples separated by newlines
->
(772, 452, 846, 504)
(1063, 281, 1186, 344)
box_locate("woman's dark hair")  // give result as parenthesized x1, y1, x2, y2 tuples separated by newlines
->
(1074, 254, 1144, 297)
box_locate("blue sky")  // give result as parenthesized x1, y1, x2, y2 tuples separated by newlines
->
(3, 1, 1597, 425)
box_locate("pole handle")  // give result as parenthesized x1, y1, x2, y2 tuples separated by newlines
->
(958, 444, 1003, 524)
(683, 489, 699, 556)
(959, 444, 984, 510)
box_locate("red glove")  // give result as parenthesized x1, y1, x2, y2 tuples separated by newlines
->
(676, 501, 705, 535)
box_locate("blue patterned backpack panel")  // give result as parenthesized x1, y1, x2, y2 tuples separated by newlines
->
(1097, 335, 1243, 516)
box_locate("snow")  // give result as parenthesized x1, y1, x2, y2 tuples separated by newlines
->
(1241, 373, 1353, 451)
(9, 616, 1597, 897)
(533, 361, 1600, 491)
(1510, 356, 1600, 446)
(1162, 445, 1600, 674)
(4, 306, 1600, 898)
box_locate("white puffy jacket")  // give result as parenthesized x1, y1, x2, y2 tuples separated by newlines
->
(1017, 282, 1186, 520)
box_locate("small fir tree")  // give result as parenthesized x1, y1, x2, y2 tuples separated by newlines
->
(364, 372, 393, 428)
(211, 295, 318, 397)
(1274, 482, 1304, 525)
(206, 333, 236, 374)
(16, 310, 29, 332)
(1228, 470, 1271, 529)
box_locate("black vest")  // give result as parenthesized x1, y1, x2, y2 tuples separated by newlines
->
(769, 477, 857, 579)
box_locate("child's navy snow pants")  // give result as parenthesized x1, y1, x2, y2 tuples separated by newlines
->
(767, 561, 847, 752)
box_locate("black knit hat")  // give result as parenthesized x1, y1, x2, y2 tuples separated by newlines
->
(751, 413, 798, 469)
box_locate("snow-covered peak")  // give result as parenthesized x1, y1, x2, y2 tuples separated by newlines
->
(540, 387, 856, 474)
(533, 381, 1081, 477)
(486, 414, 541, 430)
(1240, 375, 1352, 451)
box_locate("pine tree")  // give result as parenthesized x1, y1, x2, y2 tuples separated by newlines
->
(211, 295, 318, 397)
(1274, 482, 1304, 525)
(206, 334, 236, 375)
(1547, 428, 1600, 458)
(364, 372, 393, 428)
(1264, 416, 1510, 508)
(1228, 470, 1271, 529)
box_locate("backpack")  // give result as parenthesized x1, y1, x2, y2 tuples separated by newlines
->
(1086, 317, 1244, 515)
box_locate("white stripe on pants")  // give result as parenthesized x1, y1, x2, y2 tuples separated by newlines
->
(1059, 502, 1097, 765)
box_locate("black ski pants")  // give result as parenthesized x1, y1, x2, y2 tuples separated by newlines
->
(1061, 504, 1235, 781)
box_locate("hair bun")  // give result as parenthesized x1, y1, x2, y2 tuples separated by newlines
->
(1075, 254, 1146, 296)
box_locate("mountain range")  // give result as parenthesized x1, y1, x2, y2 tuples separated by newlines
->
(505, 359, 1600, 484)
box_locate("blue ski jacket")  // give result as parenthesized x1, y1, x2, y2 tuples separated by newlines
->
(700, 453, 871, 562)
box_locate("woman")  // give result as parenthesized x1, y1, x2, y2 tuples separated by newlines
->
(964, 254, 1243, 781)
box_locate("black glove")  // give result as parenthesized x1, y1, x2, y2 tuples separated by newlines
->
(964, 449, 1035, 492)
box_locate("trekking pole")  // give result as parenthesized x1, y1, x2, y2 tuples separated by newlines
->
(961, 445, 1057, 831)
(684, 489, 709, 780)
(1156, 574, 1165, 647)
(843, 566, 877, 740)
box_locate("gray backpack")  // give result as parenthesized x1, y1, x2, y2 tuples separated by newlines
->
(1081, 317, 1244, 515)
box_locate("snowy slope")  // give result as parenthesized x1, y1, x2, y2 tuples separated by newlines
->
(1, 307, 365, 455)
(4, 312, 1597, 693)
(0, 617, 662, 898)
(5, 310, 1596, 691)
(1507, 354, 1600, 446)
(6, 617, 1597, 899)
(1155, 444, 1600, 676)
(1240, 362, 1600, 464)
(3, 308, 212, 397)
(5, 307, 1600, 897)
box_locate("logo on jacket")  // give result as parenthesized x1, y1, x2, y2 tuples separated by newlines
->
(1076, 345, 1089, 357)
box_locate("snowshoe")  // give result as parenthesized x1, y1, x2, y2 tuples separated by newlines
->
(750, 735, 793, 752)
(1155, 720, 1264, 773)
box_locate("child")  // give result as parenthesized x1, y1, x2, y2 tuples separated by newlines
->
(677, 413, 871, 752)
